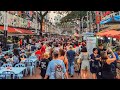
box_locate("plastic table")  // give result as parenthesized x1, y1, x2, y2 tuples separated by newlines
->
(0, 67, 26, 75)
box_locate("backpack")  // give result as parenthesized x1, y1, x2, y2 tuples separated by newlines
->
(54, 62, 63, 79)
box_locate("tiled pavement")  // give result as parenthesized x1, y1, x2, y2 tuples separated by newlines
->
(23, 68, 93, 79)
(23, 67, 120, 79)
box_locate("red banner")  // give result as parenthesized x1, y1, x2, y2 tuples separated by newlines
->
(103, 11, 111, 17)
(96, 11, 101, 24)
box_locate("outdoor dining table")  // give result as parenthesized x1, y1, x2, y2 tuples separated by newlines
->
(0, 67, 27, 78)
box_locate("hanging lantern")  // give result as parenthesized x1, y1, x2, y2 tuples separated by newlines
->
(100, 37, 103, 39)
(113, 38, 116, 41)
(108, 37, 111, 39)
(96, 36, 99, 38)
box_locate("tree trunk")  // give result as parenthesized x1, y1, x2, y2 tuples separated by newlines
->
(40, 18, 43, 37)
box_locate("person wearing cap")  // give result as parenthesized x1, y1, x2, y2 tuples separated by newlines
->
(66, 45, 76, 77)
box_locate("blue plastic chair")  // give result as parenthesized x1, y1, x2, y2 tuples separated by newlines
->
(2, 71, 16, 79)
(24, 60, 35, 76)
(29, 56, 37, 68)
(2, 63, 12, 68)
(15, 63, 26, 79)
(0, 61, 3, 67)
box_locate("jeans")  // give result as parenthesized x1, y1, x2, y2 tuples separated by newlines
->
(68, 61, 74, 75)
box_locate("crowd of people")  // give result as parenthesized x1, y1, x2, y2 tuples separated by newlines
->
(0, 34, 120, 79)
(33, 35, 120, 79)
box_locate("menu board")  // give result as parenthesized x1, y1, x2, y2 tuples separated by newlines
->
(86, 37, 97, 56)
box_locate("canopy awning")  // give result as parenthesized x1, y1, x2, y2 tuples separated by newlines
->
(96, 30, 120, 37)
(0, 26, 34, 34)
(100, 15, 120, 25)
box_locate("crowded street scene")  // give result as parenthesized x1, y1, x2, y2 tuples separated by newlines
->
(0, 11, 120, 79)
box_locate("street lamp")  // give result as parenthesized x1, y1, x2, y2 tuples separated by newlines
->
(108, 37, 111, 39)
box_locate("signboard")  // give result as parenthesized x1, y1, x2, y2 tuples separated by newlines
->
(0, 11, 38, 29)
(86, 37, 96, 55)
(96, 11, 101, 24)
(102, 12, 116, 21)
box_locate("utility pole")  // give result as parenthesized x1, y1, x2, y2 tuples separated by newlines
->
(4, 11, 8, 50)
(87, 11, 90, 32)
(36, 11, 38, 35)
(90, 11, 93, 32)
(81, 17, 84, 33)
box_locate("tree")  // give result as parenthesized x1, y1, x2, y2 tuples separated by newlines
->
(60, 11, 96, 23)
(37, 11, 48, 36)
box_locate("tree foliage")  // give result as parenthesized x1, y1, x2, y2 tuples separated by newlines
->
(60, 11, 96, 23)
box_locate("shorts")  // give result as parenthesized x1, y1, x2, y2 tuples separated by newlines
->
(81, 60, 90, 71)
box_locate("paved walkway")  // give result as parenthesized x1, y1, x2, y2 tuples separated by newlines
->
(23, 68, 120, 79)
(23, 67, 93, 79)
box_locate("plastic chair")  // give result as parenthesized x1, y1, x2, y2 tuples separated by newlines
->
(15, 63, 26, 79)
(2, 71, 16, 79)
(29, 56, 37, 68)
(15, 63, 25, 67)
(2, 63, 12, 68)
(0, 61, 3, 67)
(24, 60, 35, 76)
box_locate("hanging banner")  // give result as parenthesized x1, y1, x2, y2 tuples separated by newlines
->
(86, 37, 96, 55)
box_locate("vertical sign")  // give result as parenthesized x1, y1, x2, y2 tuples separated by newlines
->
(96, 11, 101, 24)
(86, 37, 96, 55)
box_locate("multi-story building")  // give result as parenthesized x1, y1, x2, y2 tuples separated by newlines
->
(0, 11, 39, 35)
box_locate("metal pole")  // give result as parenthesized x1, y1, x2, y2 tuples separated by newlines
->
(36, 11, 38, 34)
(82, 17, 84, 33)
(97, 24, 100, 32)
(90, 11, 93, 32)
(87, 11, 89, 31)
(79, 20, 81, 34)
(4, 11, 8, 50)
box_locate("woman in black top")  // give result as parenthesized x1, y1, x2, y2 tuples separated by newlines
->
(90, 48, 101, 79)
(100, 48, 116, 79)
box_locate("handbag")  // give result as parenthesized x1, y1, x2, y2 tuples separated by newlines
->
(117, 62, 120, 70)
(91, 61, 100, 69)
(77, 59, 81, 64)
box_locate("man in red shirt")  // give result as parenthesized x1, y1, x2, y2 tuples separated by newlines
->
(40, 43, 46, 59)
(35, 48, 42, 60)
(41, 43, 46, 54)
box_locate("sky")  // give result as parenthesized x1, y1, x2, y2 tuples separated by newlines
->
(47, 11, 68, 25)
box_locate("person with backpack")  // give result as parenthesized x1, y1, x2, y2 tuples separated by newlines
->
(66, 45, 76, 77)
(44, 51, 68, 79)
